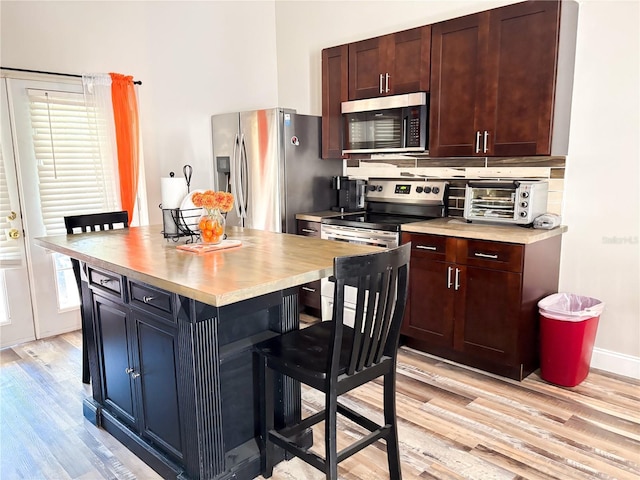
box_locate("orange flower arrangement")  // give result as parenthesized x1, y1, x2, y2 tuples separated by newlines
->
(191, 190, 234, 214)
(191, 190, 234, 244)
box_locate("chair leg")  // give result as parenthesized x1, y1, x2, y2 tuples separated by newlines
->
(384, 371, 402, 480)
(325, 389, 338, 480)
(260, 356, 275, 478)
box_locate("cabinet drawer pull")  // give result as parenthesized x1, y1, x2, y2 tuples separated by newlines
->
(447, 266, 453, 289)
(301, 286, 316, 293)
(99, 278, 110, 286)
(301, 228, 317, 234)
(142, 295, 155, 304)
(474, 252, 498, 259)
(416, 245, 437, 251)
(454, 268, 461, 291)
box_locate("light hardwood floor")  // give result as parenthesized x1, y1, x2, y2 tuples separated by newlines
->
(1, 329, 638, 480)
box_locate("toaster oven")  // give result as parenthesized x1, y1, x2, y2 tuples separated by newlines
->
(464, 180, 548, 225)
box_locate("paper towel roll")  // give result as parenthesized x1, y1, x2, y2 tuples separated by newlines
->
(161, 177, 188, 209)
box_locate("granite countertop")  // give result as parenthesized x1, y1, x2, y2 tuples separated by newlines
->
(402, 217, 567, 244)
(35, 225, 379, 307)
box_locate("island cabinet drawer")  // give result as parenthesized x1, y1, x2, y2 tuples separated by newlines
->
(88, 267, 123, 297)
(456, 239, 524, 273)
(128, 281, 175, 320)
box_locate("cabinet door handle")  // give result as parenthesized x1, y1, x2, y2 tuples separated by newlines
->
(447, 266, 453, 289)
(301, 286, 316, 293)
(125, 367, 134, 374)
(379, 73, 384, 94)
(454, 268, 461, 291)
(474, 252, 498, 259)
(416, 245, 437, 251)
(131, 372, 141, 379)
(301, 228, 317, 234)
(385, 73, 390, 93)
(475, 131, 482, 153)
(483, 130, 489, 153)
(142, 295, 154, 304)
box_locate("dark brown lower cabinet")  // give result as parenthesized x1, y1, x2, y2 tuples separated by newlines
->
(297, 219, 322, 315)
(401, 232, 561, 380)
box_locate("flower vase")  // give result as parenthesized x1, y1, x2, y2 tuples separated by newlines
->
(198, 209, 225, 244)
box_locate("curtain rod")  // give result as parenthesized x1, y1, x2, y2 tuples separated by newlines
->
(1, 66, 142, 85)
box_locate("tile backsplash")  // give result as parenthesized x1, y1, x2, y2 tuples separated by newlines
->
(345, 155, 565, 217)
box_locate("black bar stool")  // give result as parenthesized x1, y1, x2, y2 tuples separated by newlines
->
(256, 243, 411, 479)
(63, 211, 129, 384)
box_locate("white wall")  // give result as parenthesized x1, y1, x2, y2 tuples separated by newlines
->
(1, 0, 280, 225)
(275, 0, 640, 378)
(2, 0, 638, 377)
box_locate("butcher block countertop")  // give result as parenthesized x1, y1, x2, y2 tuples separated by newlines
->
(402, 218, 567, 244)
(35, 225, 378, 307)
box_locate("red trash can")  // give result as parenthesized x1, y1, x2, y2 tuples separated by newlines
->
(538, 293, 604, 387)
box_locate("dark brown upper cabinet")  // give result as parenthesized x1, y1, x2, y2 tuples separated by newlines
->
(322, 44, 348, 159)
(430, 0, 577, 157)
(348, 26, 431, 100)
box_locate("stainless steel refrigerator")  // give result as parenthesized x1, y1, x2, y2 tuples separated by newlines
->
(211, 108, 342, 233)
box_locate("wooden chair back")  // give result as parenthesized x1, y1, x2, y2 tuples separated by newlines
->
(330, 243, 410, 378)
(64, 211, 129, 234)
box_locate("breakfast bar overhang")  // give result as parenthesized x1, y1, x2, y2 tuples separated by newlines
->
(35, 226, 378, 480)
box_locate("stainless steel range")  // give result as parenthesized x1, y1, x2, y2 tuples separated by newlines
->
(320, 177, 449, 323)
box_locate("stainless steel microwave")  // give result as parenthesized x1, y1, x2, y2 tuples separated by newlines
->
(341, 92, 428, 155)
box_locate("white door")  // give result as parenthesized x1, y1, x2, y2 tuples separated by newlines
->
(2, 77, 105, 343)
(0, 81, 36, 347)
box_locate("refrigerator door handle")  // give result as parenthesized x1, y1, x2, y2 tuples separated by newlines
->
(239, 133, 249, 219)
(231, 133, 242, 218)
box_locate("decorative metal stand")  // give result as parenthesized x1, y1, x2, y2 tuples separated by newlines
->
(161, 207, 202, 243)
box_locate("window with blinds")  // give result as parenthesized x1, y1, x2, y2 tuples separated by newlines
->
(0, 146, 22, 267)
(27, 89, 120, 236)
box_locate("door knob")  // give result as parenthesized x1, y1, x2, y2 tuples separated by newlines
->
(7, 211, 17, 221)
(8, 228, 20, 239)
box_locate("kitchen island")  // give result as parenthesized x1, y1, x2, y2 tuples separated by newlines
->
(35, 226, 378, 480)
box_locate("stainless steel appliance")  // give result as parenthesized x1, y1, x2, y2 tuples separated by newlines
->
(463, 180, 549, 225)
(320, 177, 448, 323)
(331, 176, 366, 212)
(341, 92, 428, 155)
(212, 108, 342, 233)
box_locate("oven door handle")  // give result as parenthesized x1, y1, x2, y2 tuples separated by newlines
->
(323, 231, 396, 248)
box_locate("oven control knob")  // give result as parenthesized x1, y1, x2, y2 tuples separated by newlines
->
(416, 186, 423, 193)
(368, 185, 377, 192)
(377, 186, 383, 192)
(423, 186, 432, 194)
(432, 186, 440, 194)
(519, 211, 528, 217)
(520, 201, 529, 208)
(521, 191, 530, 198)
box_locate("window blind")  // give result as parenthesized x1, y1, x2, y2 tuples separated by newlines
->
(0, 146, 22, 267)
(27, 89, 120, 236)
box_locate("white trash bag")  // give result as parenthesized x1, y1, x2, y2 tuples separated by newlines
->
(538, 293, 604, 322)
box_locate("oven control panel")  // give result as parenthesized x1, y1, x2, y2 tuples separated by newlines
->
(365, 179, 448, 204)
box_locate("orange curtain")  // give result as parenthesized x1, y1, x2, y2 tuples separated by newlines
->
(110, 73, 139, 223)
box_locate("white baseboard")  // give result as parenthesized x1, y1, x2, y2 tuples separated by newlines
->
(591, 347, 640, 380)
